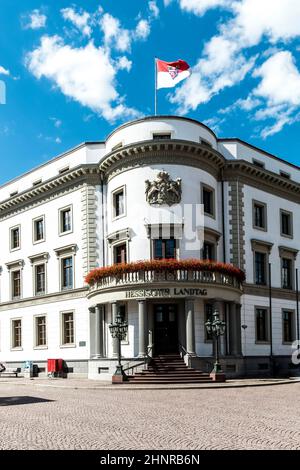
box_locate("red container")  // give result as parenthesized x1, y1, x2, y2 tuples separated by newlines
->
(57, 359, 64, 372)
(47, 359, 58, 373)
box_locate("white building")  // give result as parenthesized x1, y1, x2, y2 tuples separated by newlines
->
(0, 115, 299, 380)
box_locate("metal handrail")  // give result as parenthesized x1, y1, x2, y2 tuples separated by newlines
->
(122, 345, 154, 375)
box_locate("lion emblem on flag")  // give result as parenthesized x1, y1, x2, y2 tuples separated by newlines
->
(167, 65, 179, 80)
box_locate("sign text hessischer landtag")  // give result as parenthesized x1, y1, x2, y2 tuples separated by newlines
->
(126, 288, 208, 298)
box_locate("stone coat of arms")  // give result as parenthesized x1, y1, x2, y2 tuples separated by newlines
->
(145, 171, 182, 206)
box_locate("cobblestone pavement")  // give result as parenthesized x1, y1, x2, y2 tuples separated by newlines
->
(1, 382, 300, 450)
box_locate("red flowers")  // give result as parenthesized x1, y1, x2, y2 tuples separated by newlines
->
(85, 259, 245, 286)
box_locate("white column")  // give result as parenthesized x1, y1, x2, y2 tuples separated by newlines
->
(111, 301, 118, 357)
(185, 299, 196, 355)
(138, 300, 147, 357)
(94, 305, 101, 358)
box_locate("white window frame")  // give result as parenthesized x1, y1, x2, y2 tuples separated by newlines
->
(58, 204, 73, 236)
(32, 215, 45, 244)
(34, 262, 47, 296)
(11, 268, 22, 300)
(60, 254, 75, 291)
(60, 310, 76, 348)
(11, 317, 22, 350)
(201, 183, 216, 219)
(112, 185, 126, 220)
(9, 224, 21, 252)
(33, 314, 48, 349)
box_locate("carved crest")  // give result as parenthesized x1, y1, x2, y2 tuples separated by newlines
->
(145, 171, 182, 206)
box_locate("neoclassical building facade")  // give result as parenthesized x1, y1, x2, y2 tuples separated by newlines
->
(0, 116, 299, 379)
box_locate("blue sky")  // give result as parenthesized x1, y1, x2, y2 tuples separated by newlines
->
(1, 0, 300, 185)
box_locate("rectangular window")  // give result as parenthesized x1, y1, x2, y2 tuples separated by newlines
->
(256, 308, 269, 342)
(152, 133, 171, 140)
(153, 238, 176, 260)
(282, 310, 294, 343)
(33, 217, 44, 242)
(113, 188, 125, 218)
(281, 210, 292, 237)
(280, 171, 291, 179)
(12, 270, 21, 299)
(253, 202, 266, 230)
(255, 252, 266, 285)
(61, 257, 73, 290)
(12, 319, 22, 348)
(202, 186, 214, 217)
(281, 258, 292, 289)
(62, 312, 74, 345)
(253, 159, 265, 168)
(35, 316, 47, 347)
(35, 263, 46, 295)
(202, 242, 215, 261)
(113, 243, 127, 264)
(205, 304, 213, 341)
(59, 207, 72, 234)
(10, 226, 20, 250)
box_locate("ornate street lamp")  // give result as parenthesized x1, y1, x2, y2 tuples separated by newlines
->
(205, 309, 226, 382)
(109, 310, 128, 383)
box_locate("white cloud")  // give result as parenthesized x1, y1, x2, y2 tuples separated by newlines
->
(253, 51, 300, 106)
(116, 56, 132, 71)
(24, 9, 46, 30)
(100, 13, 131, 52)
(0, 66, 9, 76)
(149, 1, 159, 18)
(55, 137, 62, 144)
(26, 35, 139, 122)
(61, 7, 91, 37)
(135, 20, 150, 40)
(178, 0, 232, 16)
(50, 117, 62, 128)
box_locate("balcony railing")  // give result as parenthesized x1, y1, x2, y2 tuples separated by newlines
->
(86, 260, 244, 293)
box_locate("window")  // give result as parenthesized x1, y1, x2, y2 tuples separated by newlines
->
(153, 238, 176, 259)
(12, 319, 22, 348)
(61, 257, 73, 290)
(35, 316, 47, 347)
(112, 142, 123, 151)
(281, 258, 292, 289)
(59, 206, 72, 234)
(113, 243, 127, 264)
(59, 166, 69, 174)
(35, 263, 46, 295)
(256, 308, 269, 342)
(33, 217, 45, 242)
(62, 312, 74, 345)
(282, 310, 294, 343)
(12, 270, 21, 299)
(253, 201, 267, 230)
(280, 171, 291, 179)
(200, 139, 212, 148)
(32, 179, 42, 186)
(202, 242, 215, 261)
(280, 210, 293, 237)
(10, 226, 20, 250)
(205, 304, 213, 341)
(255, 252, 267, 285)
(202, 185, 215, 217)
(113, 187, 125, 218)
(152, 133, 171, 140)
(253, 159, 265, 168)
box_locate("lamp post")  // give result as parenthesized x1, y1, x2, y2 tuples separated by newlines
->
(109, 310, 128, 383)
(205, 309, 226, 382)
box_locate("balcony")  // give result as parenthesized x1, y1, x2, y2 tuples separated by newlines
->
(86, 260, 245, 296)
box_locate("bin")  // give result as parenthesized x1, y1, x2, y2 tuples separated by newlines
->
(47, 359, 64, 377)
(47, 359, 58, 374)
(23, 360, 33, 378)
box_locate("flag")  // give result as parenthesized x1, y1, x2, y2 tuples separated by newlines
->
(156, 58, 191, 89)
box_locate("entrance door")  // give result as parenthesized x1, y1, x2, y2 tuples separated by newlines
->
(154, 304, 178, 354)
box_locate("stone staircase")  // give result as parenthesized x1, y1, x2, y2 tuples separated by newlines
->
(127, 353, 212, 384)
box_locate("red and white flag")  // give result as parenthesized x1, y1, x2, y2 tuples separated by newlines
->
(156, 58, 191, 89)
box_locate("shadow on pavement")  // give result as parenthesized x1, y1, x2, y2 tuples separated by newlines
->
(0, 396, 54, 406)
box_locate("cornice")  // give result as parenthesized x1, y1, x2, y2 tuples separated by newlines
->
(0, 165, 101, 218)
(99, 139, 225, 181)
(243, 283, 297, 300)
(223, 160, 300, 203)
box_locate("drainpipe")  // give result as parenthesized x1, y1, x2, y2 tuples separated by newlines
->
(100, 174, 106, 267)
(221, 169, 226, 263)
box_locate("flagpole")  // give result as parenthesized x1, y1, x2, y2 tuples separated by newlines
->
(154, 57, 157, 116)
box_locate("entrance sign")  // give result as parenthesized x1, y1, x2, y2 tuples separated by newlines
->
(126, 287, 208, 299)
